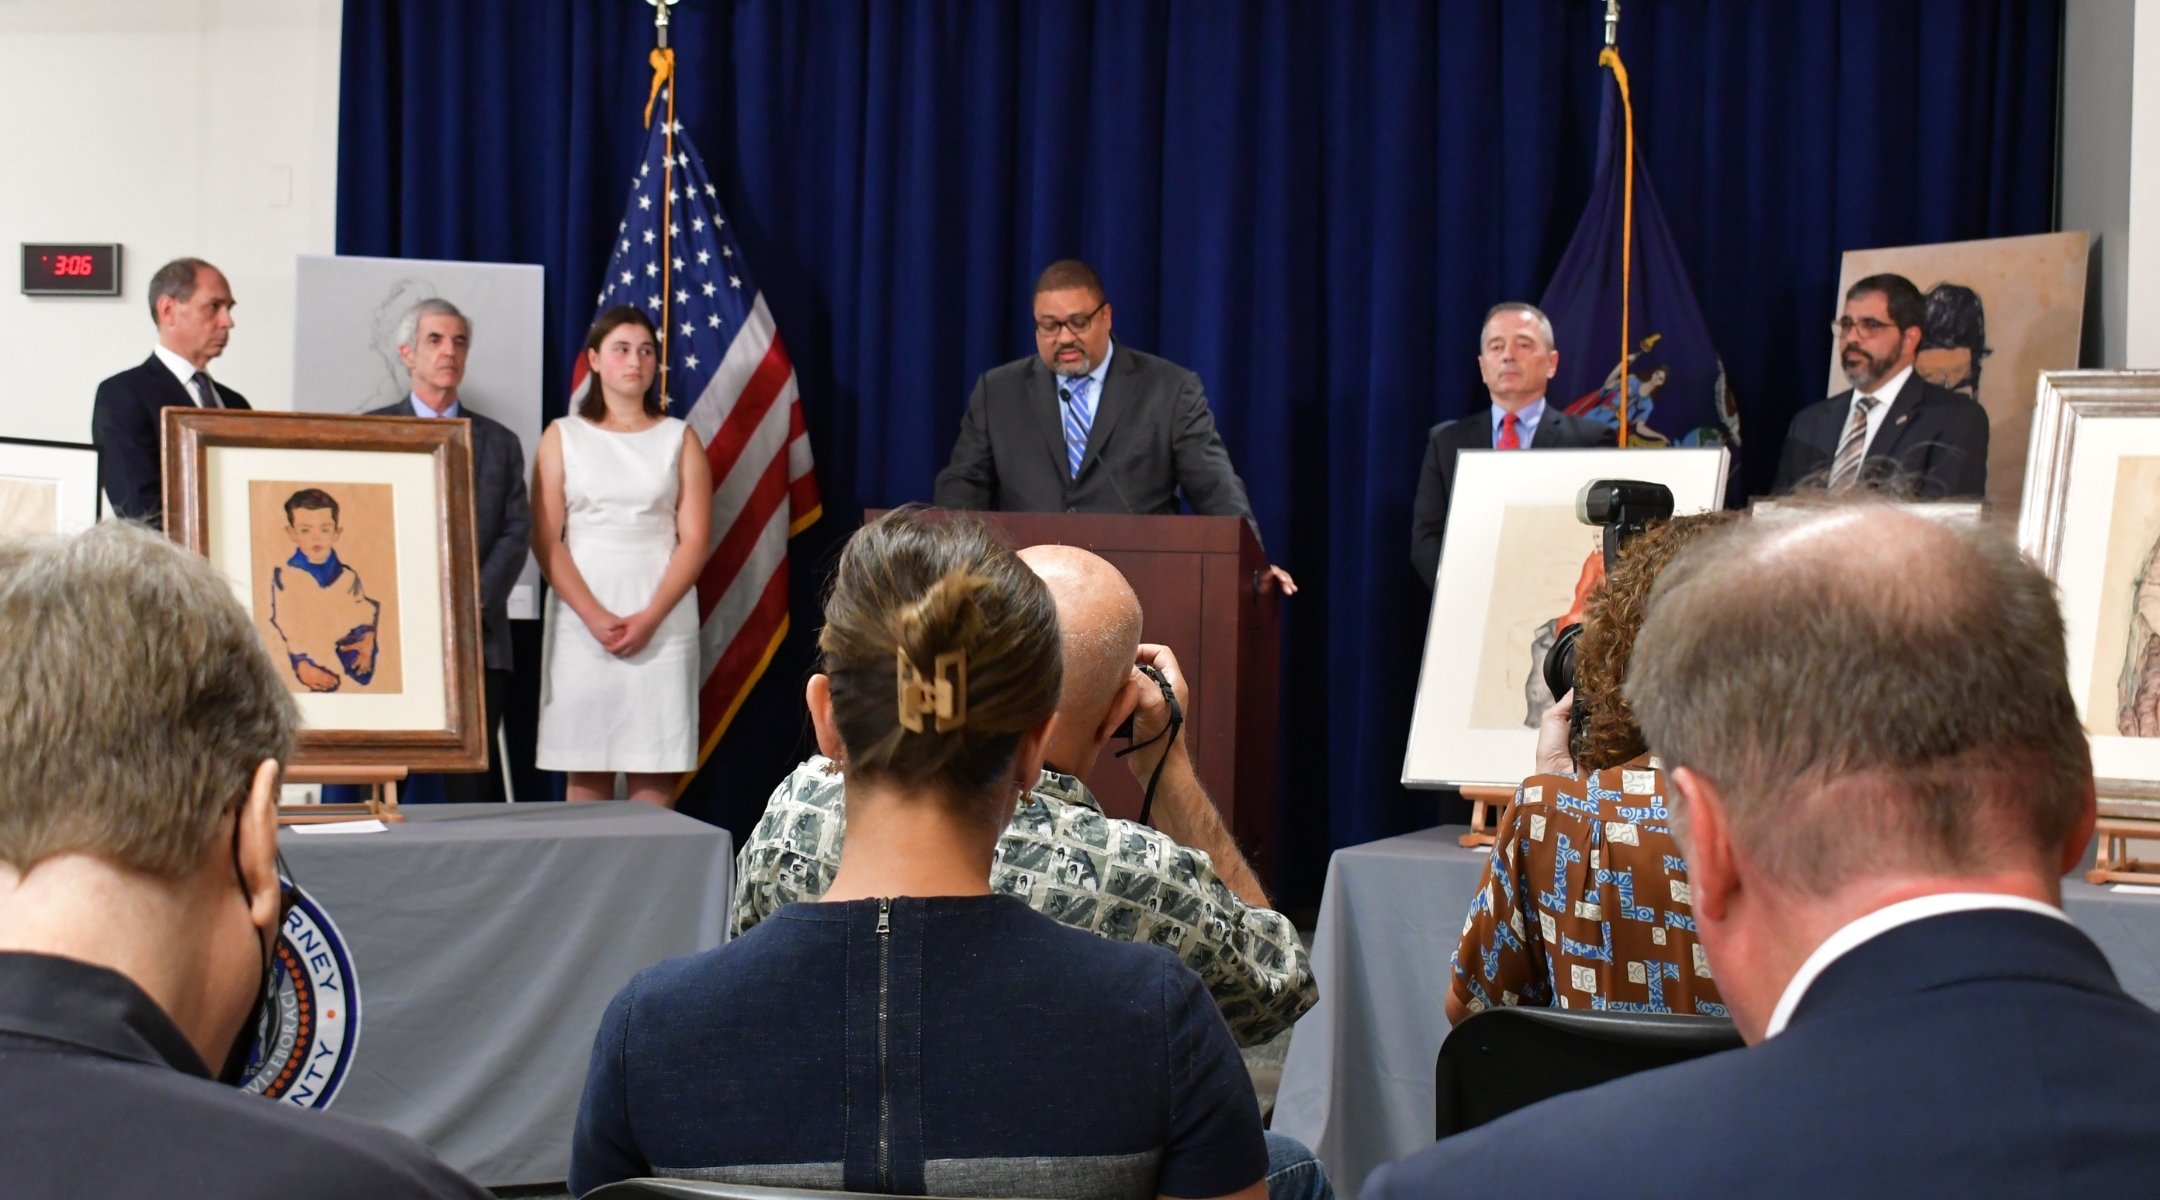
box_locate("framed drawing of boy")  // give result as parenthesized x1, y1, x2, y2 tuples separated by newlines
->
(2020, 371, 2160, 880)
(163, 409, 487, 772)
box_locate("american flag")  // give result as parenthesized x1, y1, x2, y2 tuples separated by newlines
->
(572, 104, 821, 777)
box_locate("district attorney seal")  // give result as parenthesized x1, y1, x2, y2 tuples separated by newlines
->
(236, 885, 360, 1108)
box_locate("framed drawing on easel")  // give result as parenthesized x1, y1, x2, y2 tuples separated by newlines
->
(2019, 371, 2160, 881)
(163, 410, 488, 819)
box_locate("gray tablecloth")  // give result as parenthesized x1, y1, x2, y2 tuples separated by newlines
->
(281, 802, 732, 1186)
(1270, 825, 2160, 1197)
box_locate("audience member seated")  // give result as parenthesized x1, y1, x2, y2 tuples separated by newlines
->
(1367, 497, 2160, 1199)
(1447, 512, 1734, 1023)
(734, 542, 1315, 1048)
(572, 509, 1290, 1200)
(0, 524, 487, 1199)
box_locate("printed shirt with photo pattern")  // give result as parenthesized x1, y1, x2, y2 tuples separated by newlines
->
(732, 755, 1317, 1046)
(1450, 756, 1727, 1018)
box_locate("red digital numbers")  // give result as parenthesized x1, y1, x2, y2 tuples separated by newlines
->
(45, 254, 96, 277)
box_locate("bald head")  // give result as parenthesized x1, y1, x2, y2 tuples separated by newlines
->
(1626, 497, 2090, 893)
(1017, 545, 1143, 772)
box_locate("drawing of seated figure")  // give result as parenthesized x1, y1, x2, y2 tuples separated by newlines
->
(269, 487, 381, 692)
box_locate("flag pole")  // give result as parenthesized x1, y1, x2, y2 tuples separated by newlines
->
(646, 0, 680, 409)
(1601, 0, 1633, 449)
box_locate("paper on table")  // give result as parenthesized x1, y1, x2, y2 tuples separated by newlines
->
(2110, 883, 2160, 895)
(290, 819, 390, 835)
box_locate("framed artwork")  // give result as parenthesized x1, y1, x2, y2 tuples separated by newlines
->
(2020, 370, 2160, 814)
(163, 409, 487, 771)
(1827, 232, 2088, 514)
(0, 436, 101, 536)
(1403, 446, 1730, 788)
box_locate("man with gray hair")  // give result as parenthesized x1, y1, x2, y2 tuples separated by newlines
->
(0, 524, 487, 1196)
(1365, 499, 2160, 1199)
(1410, 302, 1608, 588)
(367, 298, 531, 801)
(92, 257, 253, 527)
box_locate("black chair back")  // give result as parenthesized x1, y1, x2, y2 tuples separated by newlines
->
(1434, 1006, 1743, 1138)
(585, 1182, 997, 1200)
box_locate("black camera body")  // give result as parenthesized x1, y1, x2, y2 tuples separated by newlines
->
(1543, 479, 1676, 746)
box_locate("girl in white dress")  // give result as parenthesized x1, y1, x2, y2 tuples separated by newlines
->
(532, 307, 714, 804)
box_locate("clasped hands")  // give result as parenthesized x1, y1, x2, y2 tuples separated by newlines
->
(578, 604, 665, 657)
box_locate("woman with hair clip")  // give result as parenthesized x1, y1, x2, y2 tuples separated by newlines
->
(532, 306, 713, 804)
(1445, 510, 1737, 1024)
(570, 508, 1270, 1200)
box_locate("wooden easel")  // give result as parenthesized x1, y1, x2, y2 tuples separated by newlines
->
(1458, 784, 1517, 848)
(280, 765, 408, 826)
(2087, 815, 2160, 885)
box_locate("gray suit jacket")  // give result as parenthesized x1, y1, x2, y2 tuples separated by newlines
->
(369, 399, 530, 670)
(932, 341, 1260, 544)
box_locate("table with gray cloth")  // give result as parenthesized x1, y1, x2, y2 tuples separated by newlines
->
(1270, 825, 2160, 1196)
(281, 802, 732, 1186)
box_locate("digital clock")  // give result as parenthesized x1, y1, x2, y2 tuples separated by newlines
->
(22, 243, 121, 296)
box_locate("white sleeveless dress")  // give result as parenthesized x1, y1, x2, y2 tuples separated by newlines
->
(536, 415, 699, 773)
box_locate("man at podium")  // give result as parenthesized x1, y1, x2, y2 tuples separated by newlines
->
(934, 260, 1294, 593)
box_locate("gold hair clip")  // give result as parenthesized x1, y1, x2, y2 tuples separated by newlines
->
(897, 648, 968, 733)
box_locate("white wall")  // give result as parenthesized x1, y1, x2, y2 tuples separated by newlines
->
(0, 0, 341, 445)
(2131, 0, 2160, 366)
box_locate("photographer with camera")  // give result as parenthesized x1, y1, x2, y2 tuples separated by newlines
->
(1444, 496, 1736, 1024)
(734, 541, 1313, 1048)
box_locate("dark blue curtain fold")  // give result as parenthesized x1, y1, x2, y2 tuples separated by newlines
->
(338, 0, 2059, 906)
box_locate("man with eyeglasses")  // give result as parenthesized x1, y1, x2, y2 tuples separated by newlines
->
(1771, 273, 1988, 498)
(0, 524, 486, 1198)
(935, 259, 1295, 594)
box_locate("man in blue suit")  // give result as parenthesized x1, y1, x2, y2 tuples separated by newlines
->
(1365, 498, 2160, 1199)
(92, 258, 251, 527)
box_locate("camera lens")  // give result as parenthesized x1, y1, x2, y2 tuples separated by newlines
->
(1544, 621, 1582, 703)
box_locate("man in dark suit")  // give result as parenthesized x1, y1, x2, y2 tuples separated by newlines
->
(1771, 272, 1988, 498)
(934, 259, 1294, 593)
(91, 257, 251, 527)
(1410, 303, 1610, 587)
(368, 298, 531, 802)
(1365, 500, 2160, 1200)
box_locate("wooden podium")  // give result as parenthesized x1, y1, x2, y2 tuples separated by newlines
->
(873, 510, 1282, 882)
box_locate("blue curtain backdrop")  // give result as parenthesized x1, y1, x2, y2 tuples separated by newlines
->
(338, 0, 2061, 905)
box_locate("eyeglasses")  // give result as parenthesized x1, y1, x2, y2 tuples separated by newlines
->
(1035, 301, 1108, 338)
(1831, 317, 1900, 338)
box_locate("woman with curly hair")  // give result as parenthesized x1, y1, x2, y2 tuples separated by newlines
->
(1445, 510, 1736, 1024)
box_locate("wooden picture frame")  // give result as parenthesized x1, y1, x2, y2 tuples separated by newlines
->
(163, 409, 487, 772)
(0, 434, 102, 536)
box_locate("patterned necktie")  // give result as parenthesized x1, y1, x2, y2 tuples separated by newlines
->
(1828, 394, 1879, 490)
(192, 371, 220, 409)
(1061, 377, 1095, 478)
(1497, 410, 1522, 450)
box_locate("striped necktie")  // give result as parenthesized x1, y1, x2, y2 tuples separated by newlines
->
(1828, 394, 1878, 490)
(192, 371, 221, 409)
(1060, 377, 1096, 478)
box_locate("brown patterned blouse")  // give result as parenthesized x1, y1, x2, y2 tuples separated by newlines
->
(1449, 756, 1727, 1018)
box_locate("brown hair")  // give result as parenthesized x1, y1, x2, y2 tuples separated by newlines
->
(1573, 510, 1738, 770)
(818, 507, 1063, 827)
(1034, 259, 1106, 303)
(579, 305, 665, 421)
(1625, 495, 2091, 894)
(0, 523, 297, 878)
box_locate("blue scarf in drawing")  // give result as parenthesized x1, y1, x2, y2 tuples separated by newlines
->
(287, 548, 346, 588)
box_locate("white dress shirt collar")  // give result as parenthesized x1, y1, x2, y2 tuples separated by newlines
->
(1848, 363, 1912, 456)
(1763, 891, 2069, 1038)
(152, 344, 213, 405)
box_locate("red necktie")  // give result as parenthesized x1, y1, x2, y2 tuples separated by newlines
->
(1497, 411, 1522, 449)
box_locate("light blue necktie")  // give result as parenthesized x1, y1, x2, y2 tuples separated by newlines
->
(1060, 377, 1096, 479)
